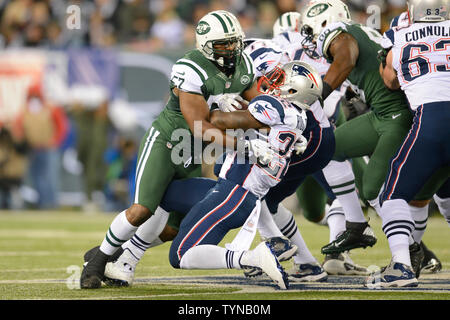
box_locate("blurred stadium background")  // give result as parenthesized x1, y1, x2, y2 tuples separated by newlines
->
(0, 0, 414, 213)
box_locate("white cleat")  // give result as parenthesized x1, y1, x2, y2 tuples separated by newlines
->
(288, 262, 328, 282)
(104, 249, 138, 286)
(242, 242, 289, 290)
(322, 252, 369, 275)
(365, 260, 418, 289)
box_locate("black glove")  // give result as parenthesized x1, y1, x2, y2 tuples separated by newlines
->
(377, 48, 390, 69)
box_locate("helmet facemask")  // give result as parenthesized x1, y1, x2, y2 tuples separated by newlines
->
(256, 65, 286, 96)
(300, 0, 352, 59)
(300, 24, 320, 59)
(209, 36, 243, 71)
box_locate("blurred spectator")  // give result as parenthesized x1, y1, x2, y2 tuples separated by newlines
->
(12, 85, 69, 209)
(68, 85, 110, 212)
(114, 0, 152, 43)
(46, 19, 65, 49)
(103, 135, 138, 212)
(149, 0, 186, 50)
(0, 125, 28, 209)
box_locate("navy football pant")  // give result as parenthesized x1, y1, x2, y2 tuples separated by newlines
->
(381, 102, 450, 204)
(169, 178, 257, 268)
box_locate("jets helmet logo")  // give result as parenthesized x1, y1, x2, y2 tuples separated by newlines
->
(307, 3, 330, 17)
(196, 21, 211, 35)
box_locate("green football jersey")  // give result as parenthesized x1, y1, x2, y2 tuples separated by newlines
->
(152, 49, 256, 141)
(316, 22, 410, 117)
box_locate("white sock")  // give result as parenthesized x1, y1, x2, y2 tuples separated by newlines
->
(326, 199, 346, 242)
(121, 206, 169, 260)
(388, 234, 411, 266)
(323, 160, 366, 223)
(409, 204, 429, 243)
(368, 198, 382, 217)
(379, 199, 414, 266)
(273, 204, 317, 264)
(180, 245, 244, 269)
(433, 194, 450, 225)
(100, 210, 138, 256)
(257, 200, 284, 239)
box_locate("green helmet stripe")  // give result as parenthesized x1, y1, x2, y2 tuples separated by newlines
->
(242, 52, 254, 79)
(212, 12, 229, 33)
(177, 61, 206, 83)
(223, 13, 235, 32)
(287, 14, 292, 26)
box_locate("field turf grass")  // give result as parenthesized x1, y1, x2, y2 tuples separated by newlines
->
(0, 208, 449, 303)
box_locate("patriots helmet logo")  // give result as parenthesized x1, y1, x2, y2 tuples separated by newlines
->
(292, 64, 319, 87)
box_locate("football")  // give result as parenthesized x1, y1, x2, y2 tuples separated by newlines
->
(235, 98, 249, 110)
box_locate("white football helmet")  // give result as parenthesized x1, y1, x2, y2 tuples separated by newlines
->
(300, 0, 351, 57)
(195, 10, 245, 70)
(407, 0, 449, 23)
(257, 61, 323, 109)
(273, 12, 302, 37)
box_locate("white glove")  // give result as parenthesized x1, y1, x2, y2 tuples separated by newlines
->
(216, 94, 248, 112)
(293, 134, 308, 155)
(245, 139, 276, 166)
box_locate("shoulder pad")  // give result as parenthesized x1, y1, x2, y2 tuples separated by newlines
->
(248, 95, 288, 126)
(317, 21, 348, 59)
(390, 12, 410, 29)
(171, 58, 208, 93)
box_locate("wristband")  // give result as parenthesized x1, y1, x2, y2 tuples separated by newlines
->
(322, 81, 333, 101)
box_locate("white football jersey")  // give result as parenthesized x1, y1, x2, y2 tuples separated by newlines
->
(273, 31, 331, 75)
(276, 32, 349, 123)
(218, 94, 305, 198)
(382, 20, 450, 109)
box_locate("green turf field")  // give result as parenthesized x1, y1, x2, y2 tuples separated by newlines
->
(0, 208, 449, 301)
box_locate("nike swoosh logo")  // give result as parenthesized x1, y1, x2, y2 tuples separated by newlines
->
(392, 114, 401, 119)
(334, 239, 346, 247)
(177, 71, 185, 76)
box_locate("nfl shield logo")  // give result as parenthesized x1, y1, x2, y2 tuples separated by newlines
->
(225, 81, 231, 88)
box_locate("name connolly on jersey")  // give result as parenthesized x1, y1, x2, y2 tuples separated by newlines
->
(168, 120, 271, 167)
(404, 25, 450, 42)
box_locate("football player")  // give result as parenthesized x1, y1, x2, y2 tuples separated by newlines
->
(168, 62, 321, 290)
(367, 0, 450, 288)
(272, 11, 302, 37)
(80, 10, 264, 289)
(243, 35, 370, 276)
(300, 0, 411, 256)
(384, 8, 446, 276)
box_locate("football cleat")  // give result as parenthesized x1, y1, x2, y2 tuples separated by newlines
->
(83, 245, 124, 266)
(80, 250, 110, 289)
(288, 262, 328, 282)
(103, 249, 138, 287)
(420, 241, 442, 273)
(264, 236, 298, 262)
(409, 242, 425, 279)
(242, 242, 289, 289)
(365, 260, 418, 289)
(243, 236, 297, 279)
(321, 221, 377, 254)
(322, 252, 369, 275)
(243, 266, 263, 278)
